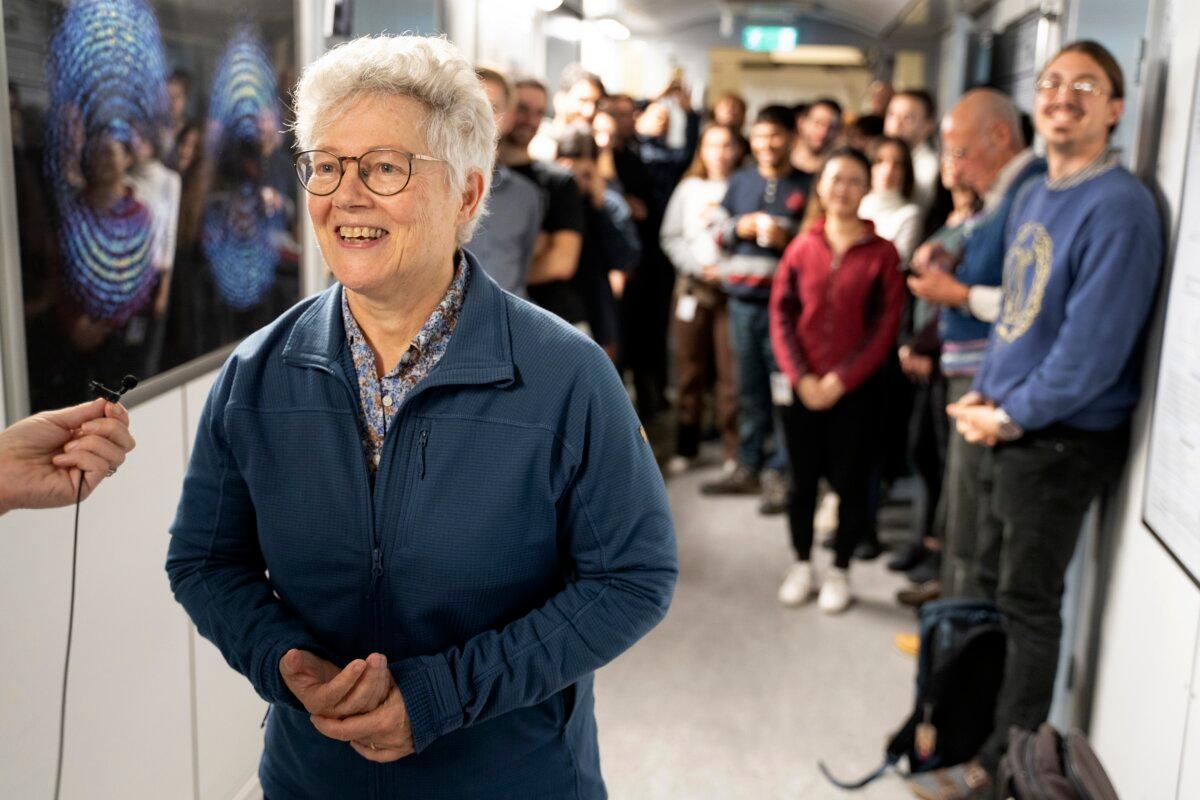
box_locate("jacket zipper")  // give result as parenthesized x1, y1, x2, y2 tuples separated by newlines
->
(313, 363, 381, 599)
(419, 429, 429, 478)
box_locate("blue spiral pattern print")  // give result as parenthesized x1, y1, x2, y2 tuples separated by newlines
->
(202, 27, 283, 310)
(44, 0, 168, 324)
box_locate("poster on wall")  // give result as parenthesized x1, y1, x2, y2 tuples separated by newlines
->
(1143, 58, 1200, 586)
(5, 0, 299, 412)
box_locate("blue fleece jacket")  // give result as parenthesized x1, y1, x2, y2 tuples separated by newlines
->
(165, 254, 677, 799)
(974, 159, 1163, 431)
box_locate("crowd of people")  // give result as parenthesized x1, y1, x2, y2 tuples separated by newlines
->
(466, 38, 1162, 798)
(1, 32, 1163, 800)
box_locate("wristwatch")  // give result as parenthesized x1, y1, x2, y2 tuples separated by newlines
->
(994, 407, 1024, 441)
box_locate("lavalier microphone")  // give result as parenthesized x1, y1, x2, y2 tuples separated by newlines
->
(88, 374, 139, 403)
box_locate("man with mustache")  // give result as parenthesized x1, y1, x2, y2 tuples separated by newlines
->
(904, 88, 1046, 599)
(909, 41, 1163, 799)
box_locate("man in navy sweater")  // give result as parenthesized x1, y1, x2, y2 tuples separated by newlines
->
(906, 89, 1046, 598)
(702, 105, 811, 515)
(910, 42, 1163, 799)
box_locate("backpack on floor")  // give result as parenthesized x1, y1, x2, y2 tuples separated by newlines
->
(818, 598, 1007, 789)
(997, 724, 1121, 800)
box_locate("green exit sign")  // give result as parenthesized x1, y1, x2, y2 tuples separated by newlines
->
(742, 25, 798, 52)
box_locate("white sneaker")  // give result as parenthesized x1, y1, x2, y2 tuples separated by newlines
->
(666, 455, 691, 476)
(818, 568, 853, 614)
(720, 458, 738, 477)
(778, 562, 816, 607)
(814, 490, 840, 538)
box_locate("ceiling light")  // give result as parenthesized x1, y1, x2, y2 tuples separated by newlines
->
(545, 14, 583, 41)
(594, 17, 630, 40)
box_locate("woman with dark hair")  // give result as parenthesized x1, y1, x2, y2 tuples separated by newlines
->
(659, 123, 745, 474)
(859, 135, 922, 263)
(769, 147, 906, 613)
(858, 136, 923, 559)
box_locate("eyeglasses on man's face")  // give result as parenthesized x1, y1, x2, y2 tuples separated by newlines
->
(1035, 78, 1109, 99)
(293, 148, 445, 197)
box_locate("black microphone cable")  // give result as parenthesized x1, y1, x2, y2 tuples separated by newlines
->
(54, 375, 136, 800)
(53, 474, 84, 800)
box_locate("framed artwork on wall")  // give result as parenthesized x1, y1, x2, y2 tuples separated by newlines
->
(2, 0, 302, 416)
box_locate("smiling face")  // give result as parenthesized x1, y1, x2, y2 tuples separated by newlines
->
(699, 125, 740, 180)
(800, 103, 841, 155)
(568, 78, 602, 125)
(871, 140, 907, 194)
(508, 84, 547, 148)
(750, 121, 792, 172)
(817, 155, 869, 219)
(1034, 50, 1123, 156)
(306, 93, 470, 302)
(884, 94, 932, 148)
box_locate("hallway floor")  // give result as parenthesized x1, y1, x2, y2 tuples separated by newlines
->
(595, 452, 919, 799)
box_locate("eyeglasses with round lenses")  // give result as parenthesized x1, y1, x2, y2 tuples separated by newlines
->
(293, 148, 445, 196)
(1035, 78, 1108, 99)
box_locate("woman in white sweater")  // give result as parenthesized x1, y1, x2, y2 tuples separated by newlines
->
(858, 136, 923, 264)
(660, 124, 745, 474)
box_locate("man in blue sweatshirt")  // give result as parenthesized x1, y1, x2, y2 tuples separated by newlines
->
(701, 105, 811, 515)
(911, 42, 1163, 799)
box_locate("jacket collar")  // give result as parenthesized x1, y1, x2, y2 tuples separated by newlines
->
(983, 148, 1041, 213)
(807, 216, 881, 248)
(282, 249, 514, 388)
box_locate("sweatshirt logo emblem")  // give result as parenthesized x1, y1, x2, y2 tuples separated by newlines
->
(785, 191, 806, 213)
(997, 222, 1053, 342)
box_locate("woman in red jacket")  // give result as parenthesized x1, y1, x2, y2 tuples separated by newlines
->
(769, 147, 906, 614)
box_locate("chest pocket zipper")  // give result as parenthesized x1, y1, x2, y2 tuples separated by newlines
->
(419, 429, 429, 478)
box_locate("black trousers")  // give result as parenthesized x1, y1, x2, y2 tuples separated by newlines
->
(974, 423, 1128, 772)
(908, 372, 948, 542)
(780, 377, 882, 570)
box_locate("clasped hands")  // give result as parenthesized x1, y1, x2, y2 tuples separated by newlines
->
(279, 648, 414, 763)
(797, 373, 845, 411)
(946, 391, 1002, 447)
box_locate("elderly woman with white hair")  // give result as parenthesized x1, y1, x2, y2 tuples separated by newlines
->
(166, 35, 676, 799)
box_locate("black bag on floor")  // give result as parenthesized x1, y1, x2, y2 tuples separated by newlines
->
(997, 724, 1121, 800)
(819, 598, 1007, 789)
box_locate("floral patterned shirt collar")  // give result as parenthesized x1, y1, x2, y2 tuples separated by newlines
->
(341, 254, 470, 474)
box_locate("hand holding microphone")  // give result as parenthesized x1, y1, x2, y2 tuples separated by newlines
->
(0, 377, 137, 515)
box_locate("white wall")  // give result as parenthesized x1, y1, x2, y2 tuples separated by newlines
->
(0, 371, 265, 799)
(1086, 0, 1200, 795)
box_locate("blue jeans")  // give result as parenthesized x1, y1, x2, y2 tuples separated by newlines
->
(727, 296, 787, 473)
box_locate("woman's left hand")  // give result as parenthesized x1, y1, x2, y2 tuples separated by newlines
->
(310, 676, 415, 763)
(816, 373, 846, 408)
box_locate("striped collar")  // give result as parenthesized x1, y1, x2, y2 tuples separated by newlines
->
(1045, 148, 1121, 191)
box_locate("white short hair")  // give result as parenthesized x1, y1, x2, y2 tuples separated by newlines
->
(292, 34, 495, 244)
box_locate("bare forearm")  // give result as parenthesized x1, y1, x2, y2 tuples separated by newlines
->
(527, 232, 582, 285)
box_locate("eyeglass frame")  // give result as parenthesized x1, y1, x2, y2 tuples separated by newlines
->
(293, 148, 445, 197)
(1034, 77, 1110, 99)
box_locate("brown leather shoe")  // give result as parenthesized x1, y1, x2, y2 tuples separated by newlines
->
(897, 580, 942, 608)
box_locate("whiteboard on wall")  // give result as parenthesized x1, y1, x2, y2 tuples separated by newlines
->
(1143, 57, 1200, 586)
